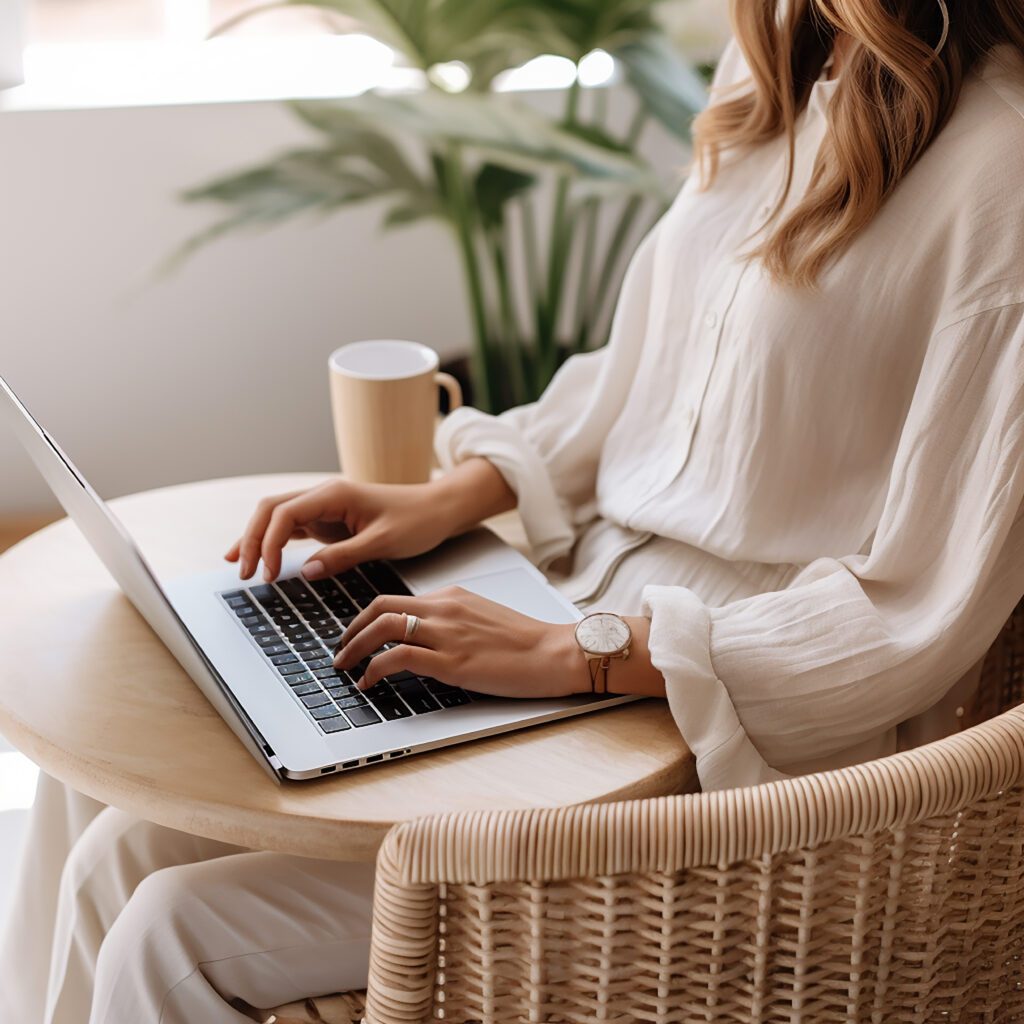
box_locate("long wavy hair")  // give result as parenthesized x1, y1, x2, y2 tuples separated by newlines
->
(693, 0, 1024, 286)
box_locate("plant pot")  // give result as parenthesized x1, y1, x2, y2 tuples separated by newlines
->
(439, 355, 476, 412)
(440, 341, 578, 415)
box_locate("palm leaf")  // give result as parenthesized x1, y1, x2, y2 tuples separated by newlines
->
(176, 140, 440, 264)
(293, 92, 661, 192)
(613, 32, 708, 141)
(474, 163, 535, 230)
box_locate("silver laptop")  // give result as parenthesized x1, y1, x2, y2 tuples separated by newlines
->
(0, 374, 639, 782)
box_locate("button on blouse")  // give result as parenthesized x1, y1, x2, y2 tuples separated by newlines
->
(436, 40, 1024, 791)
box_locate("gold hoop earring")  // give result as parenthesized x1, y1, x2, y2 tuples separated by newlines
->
(934, 0, 950, 56)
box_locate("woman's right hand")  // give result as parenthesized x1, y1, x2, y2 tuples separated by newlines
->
(224, 459, 516, 583)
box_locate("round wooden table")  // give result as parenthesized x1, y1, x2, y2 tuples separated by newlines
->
(0, 474, 694, 861)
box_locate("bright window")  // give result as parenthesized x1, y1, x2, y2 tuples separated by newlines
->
(7, 0, 405, 108)
(26, 0, 343, 44)
(8, 0, 728, 111)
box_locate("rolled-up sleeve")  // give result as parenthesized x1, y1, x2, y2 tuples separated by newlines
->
(435, 217, 664, 568)
(643, 304, 1024, 791)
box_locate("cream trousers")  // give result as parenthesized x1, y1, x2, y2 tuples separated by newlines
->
(0, 773, 375, 1023)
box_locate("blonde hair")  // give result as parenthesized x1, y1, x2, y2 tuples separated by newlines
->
(693, 0, 1024, 286)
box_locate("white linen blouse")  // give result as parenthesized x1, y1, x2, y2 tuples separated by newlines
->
(435, 40, 1024, 791)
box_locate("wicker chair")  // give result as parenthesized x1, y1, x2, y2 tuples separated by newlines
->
(254, 599, 1024, 1024)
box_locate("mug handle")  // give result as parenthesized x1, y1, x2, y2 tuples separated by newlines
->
(435, 371, 463, 414)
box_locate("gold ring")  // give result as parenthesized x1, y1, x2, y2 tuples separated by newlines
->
(404, 613, 420, 641)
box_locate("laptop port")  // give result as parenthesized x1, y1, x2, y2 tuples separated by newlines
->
(341, 760, 359, 770)
(320, 765, 337, 775)
(366, 753, 385, 764)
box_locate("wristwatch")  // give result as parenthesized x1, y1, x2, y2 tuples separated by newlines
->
(574, 612, 632, 694)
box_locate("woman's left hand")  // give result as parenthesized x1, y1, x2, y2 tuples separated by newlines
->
(333, 586, 587, 699)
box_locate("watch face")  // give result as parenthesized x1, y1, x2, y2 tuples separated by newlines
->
(575, 613, 631, 656)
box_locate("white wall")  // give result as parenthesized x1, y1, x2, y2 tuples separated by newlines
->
(0, 0, 25, 90)
(0, 93, 682, 516)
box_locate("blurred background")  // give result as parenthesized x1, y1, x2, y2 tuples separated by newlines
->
(0, 0, 731, 924)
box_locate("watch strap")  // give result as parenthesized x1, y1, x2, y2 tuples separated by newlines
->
(588, 656, 610, 695)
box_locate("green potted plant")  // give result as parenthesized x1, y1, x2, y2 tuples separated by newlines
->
(179, 0, 709, 413)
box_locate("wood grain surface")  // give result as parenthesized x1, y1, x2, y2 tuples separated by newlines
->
(0, 474, 693, 860)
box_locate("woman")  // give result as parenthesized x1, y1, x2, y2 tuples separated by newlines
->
(5, 2, 1024, 1020)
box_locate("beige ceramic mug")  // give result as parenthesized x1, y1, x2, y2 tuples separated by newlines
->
(329, 340, 463, 484)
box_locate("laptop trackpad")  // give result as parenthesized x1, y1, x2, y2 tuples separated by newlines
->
(454, 568, 579, 624)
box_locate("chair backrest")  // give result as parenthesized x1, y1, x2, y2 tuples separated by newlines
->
(363, 602, 1024, 1024)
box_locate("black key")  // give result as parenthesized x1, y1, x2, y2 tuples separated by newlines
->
(268, 611, 299, 626)
(271, 654, 298, 666)
(361, 561, 412, 596)
(256, 638, 288, 655)
(262, 606, 291, 622)
(286, 672, 315, 685)
(345, 705, 382, 727)
(392, 677, 428, 696)
(313, 667, 344, 681)
(301, 692, 331, 709)
(278, 578, 313, 602)
(292, 682, 321, 696)
(305, 657, 332, 670)
(421, 677, 457, 694)
(324, 685, 348, 698)
(248, 623, 275, 637)
(324, 596, 358, 618)
(345, 588, 376, 610)
(436, 690, 471, 708)
(278, 663, 309, 678)
(373, 699, 412, 721)
(337, 694, 369, 710)
(293, 639, 323, 652)
(308, 577, 339, 595)
(250, 584, 277, 603)
(402, 691, 442, 715)
(345, 564, 375, 586)
(232, 604, 258, 618)
(319, 716, 351, 734)
(339, 570, 375, 606)
(224, 591, 249, 605)
(318, 632, 343, 650)
(310, 704, 342, 720)
(238, 615, 264, 628)
(300, 613, 327, 628)
(256, 643, 288, 659)
(386, 669, 417, 683)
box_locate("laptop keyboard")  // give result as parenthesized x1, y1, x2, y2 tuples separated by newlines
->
(221, 561, 472, 735)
